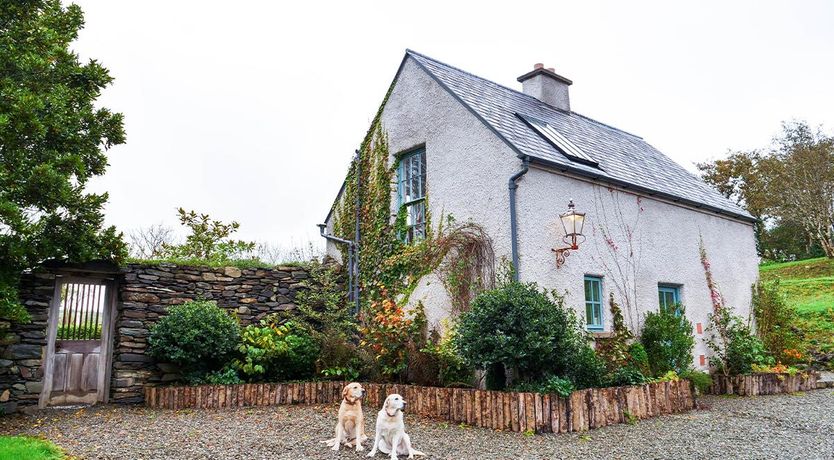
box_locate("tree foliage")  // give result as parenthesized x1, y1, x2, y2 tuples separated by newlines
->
(0, 0, 127, 324)
(159, 208, 255, 262)
(698, 121, 834, 259)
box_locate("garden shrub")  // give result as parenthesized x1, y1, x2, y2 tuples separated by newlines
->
(419, 326, 474, 387)
(626, 342, 652, 376)
(359, 290, 422, 381)
(565, 345, 609, 389)
(640, 304, 695, 376)
(706, 307, 773, 376)
(595, 294, 633, 371)
(455, 281, 605, 389)
(752, 281, 803, 364)
(200, 367, 243, 385)
(232, 320, 319, 382)
(511, 375, 575, 397)
(148, 300, 240, 379)
(750, 363, 799, 375)
(679, 369, 713, 394)
(608, 366, 650, 386)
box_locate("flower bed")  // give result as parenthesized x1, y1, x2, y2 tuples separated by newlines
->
(144, 379, 695, 434)
(708, 371, 818, 396)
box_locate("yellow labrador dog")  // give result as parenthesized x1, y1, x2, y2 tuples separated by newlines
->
(367, 394, 425, 459)
(322, 382, 368, 452)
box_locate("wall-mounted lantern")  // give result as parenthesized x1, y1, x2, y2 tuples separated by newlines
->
(552, 199, 586, 268)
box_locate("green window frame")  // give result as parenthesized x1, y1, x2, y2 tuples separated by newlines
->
(396, 148, 427, 243)
(658, 285, 681, 314)
(584, 275, 604, 331)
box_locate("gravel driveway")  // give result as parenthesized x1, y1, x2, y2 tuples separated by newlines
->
(2, 390, 832, 459)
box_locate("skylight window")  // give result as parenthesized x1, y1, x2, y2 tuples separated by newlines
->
(517, 114, 600, 168)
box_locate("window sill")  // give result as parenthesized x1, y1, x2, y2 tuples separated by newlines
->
(589, 331, 614, 339)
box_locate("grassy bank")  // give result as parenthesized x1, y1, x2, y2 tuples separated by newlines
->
(760, 257, 834, 369)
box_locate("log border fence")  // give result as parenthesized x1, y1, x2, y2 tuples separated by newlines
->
(708, 371, 818, 396)
(145, 380, 695, 434)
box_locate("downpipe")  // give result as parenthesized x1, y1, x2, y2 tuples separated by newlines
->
(317, 224, 359, 315)
(508, 154, 530, 282)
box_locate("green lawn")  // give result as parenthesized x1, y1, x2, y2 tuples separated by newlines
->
(760, 257, 834, 369)
(0, 436, 64, 460)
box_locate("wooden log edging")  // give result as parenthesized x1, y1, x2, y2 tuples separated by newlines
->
(707, 371, 819, 396)
(143, 380, 695, 434)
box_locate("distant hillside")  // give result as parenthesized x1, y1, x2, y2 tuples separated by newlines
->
(760, 257, 834, 314)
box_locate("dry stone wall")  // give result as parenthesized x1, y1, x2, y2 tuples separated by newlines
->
(112, 263, 314, 403)
(0, 262, 318, 412)
(0, 272, 56, 414)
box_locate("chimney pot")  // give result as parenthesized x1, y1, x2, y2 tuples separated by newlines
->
(547, 67, 555, 72)
(517, 65, 573, 112)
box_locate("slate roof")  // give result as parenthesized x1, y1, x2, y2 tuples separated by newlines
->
(405, 50, 754, 222)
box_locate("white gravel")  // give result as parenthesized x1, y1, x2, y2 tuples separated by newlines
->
(1, 390, 832, 459)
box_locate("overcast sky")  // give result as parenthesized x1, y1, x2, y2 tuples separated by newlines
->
(72, 0, 834, 250)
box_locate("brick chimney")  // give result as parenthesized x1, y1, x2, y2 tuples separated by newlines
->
(517, 63, 573, 112)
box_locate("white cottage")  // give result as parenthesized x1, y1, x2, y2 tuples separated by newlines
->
(324, 50, 758, 369)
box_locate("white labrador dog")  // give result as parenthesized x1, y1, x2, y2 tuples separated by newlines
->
(367, 393, 425, 459)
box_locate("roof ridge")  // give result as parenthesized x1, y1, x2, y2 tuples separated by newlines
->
(405, 49, 644, 140)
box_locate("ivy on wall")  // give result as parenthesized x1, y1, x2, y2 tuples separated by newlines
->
(332, 114, 494, 315)
(329, 90, 494, 381)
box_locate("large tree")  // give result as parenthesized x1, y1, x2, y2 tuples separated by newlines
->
(698, 121, 834, 259)
(769, 122, 834, 257)
(0, 1, 127, 323)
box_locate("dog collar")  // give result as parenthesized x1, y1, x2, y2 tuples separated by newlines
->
(385, 408, 398, 418)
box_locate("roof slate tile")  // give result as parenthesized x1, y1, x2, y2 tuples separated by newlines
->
(405, 50, 752, 221)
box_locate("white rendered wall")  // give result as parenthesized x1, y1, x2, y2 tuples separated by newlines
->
(515, 165, 759, 368)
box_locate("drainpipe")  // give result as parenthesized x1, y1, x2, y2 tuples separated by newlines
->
(317, 224, 359, 315)
(508, 154, 530, 282)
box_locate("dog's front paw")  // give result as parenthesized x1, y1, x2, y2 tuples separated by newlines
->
(367, 450, 376, 457)
(331, 443, 340, 452)
(356, 444, 365, 452)
(408, 455, 414, 459)
(389, 454, 398, 460)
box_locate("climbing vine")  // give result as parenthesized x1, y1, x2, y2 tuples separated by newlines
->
(333, 121, 494, 311)
(331, 110, 494, 380)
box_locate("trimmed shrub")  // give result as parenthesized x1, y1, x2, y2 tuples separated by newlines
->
(456, 281, 605, 389)
(640, 305, 695, 376)
(148, 300, 240, 377)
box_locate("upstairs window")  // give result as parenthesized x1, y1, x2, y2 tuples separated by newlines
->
(658, 285, 681, 315)
(397, 148, 427, 243)
(584, 275, 604, 331)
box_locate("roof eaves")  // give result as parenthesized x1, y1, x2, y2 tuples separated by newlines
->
(526, 155, 757, 224)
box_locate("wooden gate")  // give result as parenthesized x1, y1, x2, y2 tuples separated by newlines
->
(40, 277, 116, 407)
